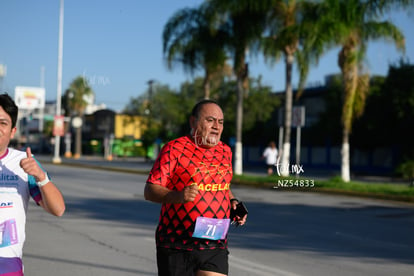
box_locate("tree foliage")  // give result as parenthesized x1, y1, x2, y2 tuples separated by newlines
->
(63, 76, 94, 158)
(306, 0, 410, 182)
(63, 76, 94, 117)
(162, 4, 229, 99)
(124, 75, 280, 147)
(123, 0, 414, 177)
(353, 58, 414, 161)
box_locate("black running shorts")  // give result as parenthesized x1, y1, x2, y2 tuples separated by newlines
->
(156, 247, 229, 276)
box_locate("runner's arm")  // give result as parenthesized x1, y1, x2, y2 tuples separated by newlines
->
(144, 182, 198, 204)
(20, 147, 65, 217)
(38, 182, 65, 216)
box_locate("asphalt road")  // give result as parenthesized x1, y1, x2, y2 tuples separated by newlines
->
(22, 162, 414, 276)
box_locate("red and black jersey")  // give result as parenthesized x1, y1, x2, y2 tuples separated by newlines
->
(146, 135, 233, 250)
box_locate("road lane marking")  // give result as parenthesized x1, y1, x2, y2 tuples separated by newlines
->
(229, 255, 302, 276)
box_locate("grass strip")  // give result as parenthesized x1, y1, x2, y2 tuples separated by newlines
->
(232, 174, 414, 203)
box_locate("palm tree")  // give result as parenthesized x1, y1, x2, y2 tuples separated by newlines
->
(162, 3, 228, 100)
(309, 0, 409, 182)
(208, 0, 269, 175)
(261, 0, 321, 177)
(65, 76, 94, 159)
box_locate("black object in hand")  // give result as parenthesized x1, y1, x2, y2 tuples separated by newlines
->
(230, 201, 248, 221)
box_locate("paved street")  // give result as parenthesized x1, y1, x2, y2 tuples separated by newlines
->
(21, 160, 414, 276)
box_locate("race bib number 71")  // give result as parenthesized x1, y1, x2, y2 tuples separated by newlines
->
(192, 217, 230, 240)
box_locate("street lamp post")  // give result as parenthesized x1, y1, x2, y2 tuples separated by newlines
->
(53, 0, 64, 164)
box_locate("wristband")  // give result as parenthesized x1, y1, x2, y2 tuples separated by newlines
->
(37, 175, 50, 187)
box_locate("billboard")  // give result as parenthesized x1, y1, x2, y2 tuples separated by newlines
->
(14, 86, 46, 109)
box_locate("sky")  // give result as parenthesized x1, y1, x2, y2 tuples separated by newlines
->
(1, 1, 413, 112)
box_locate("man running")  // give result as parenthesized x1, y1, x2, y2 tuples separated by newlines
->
(145, 99, 247, 276)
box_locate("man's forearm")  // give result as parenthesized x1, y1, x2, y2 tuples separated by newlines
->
(39, 182, 65, 216)
(144, 183, 182, 204)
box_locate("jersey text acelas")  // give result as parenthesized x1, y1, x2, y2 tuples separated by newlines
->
(193, 183, 230, 192)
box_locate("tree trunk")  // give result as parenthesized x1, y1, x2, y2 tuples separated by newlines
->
(339, 45, 358, 182)
(341, 127, 351, 182)
(203, 73, 211, 100)
(74, 126, 82, 159)
(280, 53, 294, 177)
(234, 76, 244, 175)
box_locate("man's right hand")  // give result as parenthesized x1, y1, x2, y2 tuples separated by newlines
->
(182, 184, 199, 202)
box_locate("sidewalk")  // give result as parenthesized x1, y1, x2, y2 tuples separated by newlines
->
(36, 154, 154, 174)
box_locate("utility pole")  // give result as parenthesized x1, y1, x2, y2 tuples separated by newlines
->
(39, 66, 45, 132)
(53, 0, 64, 163)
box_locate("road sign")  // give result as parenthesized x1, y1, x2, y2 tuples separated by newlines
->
(53, 115, 65, 136)
(292, 106, 305, 128)
(278, 106, 306, 127)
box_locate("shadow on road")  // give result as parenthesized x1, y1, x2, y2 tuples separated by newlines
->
(24, 253, 157, 275)
(63, 195, 414, 265)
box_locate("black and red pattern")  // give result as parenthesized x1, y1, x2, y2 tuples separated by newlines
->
(147, 135, 233, 250)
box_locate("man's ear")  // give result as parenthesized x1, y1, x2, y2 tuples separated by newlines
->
(10, 127, 17, 139)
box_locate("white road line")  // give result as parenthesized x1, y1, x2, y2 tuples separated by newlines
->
(229, 255, 302, 276)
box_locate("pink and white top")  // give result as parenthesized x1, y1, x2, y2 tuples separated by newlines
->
(0, 148, 43, 275)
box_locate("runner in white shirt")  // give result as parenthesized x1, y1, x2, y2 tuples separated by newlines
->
(262, 141, 279, 176)
(0, 93, 65, 276)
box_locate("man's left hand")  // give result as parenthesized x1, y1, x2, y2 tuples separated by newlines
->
(19, 147, 46, 182)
